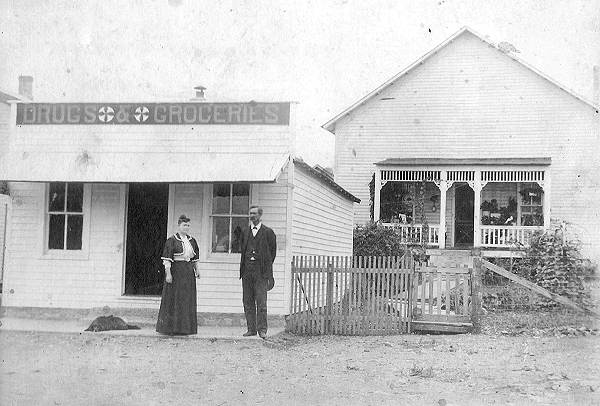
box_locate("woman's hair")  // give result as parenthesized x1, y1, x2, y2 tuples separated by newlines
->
(178, 214, 191, 224)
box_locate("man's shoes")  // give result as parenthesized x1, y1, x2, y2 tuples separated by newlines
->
(243, 331, 257, 337)
(258, 331, 267, 339)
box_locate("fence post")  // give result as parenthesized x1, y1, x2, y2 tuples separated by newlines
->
(1, 201, 8, 288)
(471, 256, 483, 333)
(326, 258, 334, 334)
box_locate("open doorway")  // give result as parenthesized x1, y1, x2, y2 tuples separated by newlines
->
(454, 183, 474, 246)
(124, 183, 169, 296)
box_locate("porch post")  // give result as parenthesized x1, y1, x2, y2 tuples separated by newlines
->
(542, 170, 551, 229)
(438, 174, 448, 249)
(473, 171, 482, 248)
(374, 169, 381, 222)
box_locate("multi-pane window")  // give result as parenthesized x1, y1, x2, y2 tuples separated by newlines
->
(211, 183, 250, 253)
(47, 182, 84, 250)
(520, 183, 544, 226)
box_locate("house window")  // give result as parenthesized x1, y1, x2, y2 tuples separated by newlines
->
(520, 183, 544, 226)
(380, 182, 415, 223)
(211, 183, 250, 253)
(47, 182, 84, 250)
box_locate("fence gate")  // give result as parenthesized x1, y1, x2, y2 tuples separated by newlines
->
(410, 265, 473, 332)
(288, 256, 414, 335)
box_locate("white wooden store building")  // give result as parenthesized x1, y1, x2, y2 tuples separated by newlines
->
(0, 99, 358, 314)
(324, 27, 600, 260)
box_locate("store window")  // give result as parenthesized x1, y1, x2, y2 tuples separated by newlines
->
(211, 183, 250, 253)
(47, 182, 85, 250)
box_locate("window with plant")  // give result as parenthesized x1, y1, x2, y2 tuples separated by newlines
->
(480, 196, 517, 226)
(379, 182, 415, 223)
(520, 183, 544, 226)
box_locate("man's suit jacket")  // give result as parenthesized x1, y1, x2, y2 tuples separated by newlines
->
(239, 224, 277, 280)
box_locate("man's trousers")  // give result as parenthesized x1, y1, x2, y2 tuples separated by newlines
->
(242, 270, 268, 334)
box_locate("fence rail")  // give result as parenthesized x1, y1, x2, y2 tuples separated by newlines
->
(480, 225, 542, 248)
(288, 256, 413, 335)
(412, 266, 472, 323)
(380, 223, 440, 246)
(288, 255, 475, 335)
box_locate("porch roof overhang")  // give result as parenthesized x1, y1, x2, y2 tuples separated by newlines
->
(376, 158, 551, 166)
(0, 152, 290, 183)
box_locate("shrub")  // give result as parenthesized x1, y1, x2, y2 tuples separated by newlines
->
(353, 222, 408, 257)
(0, 181, 8, 195)
(523, 224, 596, 307)
(487, 222, 596, 308)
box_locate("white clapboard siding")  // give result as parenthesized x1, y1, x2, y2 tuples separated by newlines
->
(332, 31, 600, 259)
(3, 176, 292, 313)
(177, 168, 290, 315)
(291, 163, 354, 258)
(0, 102, 9, 158)
(11, 124, 292, 156)
(3, 182, 126, 308)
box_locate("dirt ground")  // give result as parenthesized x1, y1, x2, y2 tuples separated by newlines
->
(1, 329, 599, 406)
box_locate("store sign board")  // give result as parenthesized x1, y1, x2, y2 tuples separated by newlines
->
(16, 102, 290, 125)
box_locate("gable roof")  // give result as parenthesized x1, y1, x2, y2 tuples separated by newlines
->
(323, 26, 598, 133)
(293, 158, 360, 203)
(0, 90, 19, 104)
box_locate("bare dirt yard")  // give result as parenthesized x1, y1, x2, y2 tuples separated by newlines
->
(1, 323, 599, 406)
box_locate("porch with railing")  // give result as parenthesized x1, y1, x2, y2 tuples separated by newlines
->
(479, 225, 542, 248)
(381, 223, 440, 246)
(373, 162, 550, 253)
(381, 223, 543, 248)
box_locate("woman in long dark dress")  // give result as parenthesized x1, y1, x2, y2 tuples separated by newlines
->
(156, 214, 200, 335)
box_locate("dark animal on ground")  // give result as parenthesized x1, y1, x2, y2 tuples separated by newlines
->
(84, 315, 140, 332)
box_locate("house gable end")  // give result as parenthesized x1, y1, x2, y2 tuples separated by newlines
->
(324, 28, 598, 133)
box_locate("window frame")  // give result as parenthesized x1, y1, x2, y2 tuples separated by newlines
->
(208, 183, 252, 256)
(41, 182, 92, 260)
(518, 182, 544, 226)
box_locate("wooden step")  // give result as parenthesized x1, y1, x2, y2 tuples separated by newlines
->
(411, 320, 473, 334)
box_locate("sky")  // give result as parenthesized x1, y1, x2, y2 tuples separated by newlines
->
(1, 0, 598, 166)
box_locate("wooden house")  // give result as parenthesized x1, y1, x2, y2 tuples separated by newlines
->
(0, 95, 358, 318)
(323, 27, 600, 260)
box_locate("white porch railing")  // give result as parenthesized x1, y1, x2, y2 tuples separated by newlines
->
(480, 226, 543, 248)
(381, 223, 440, 246)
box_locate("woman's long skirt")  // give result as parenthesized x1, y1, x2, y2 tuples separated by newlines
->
(156, 261, 197, 335)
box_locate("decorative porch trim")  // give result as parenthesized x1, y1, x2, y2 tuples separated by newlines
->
(381, 170, 441, 183)
(481, 170, 545, 183)
(447, 170, 475, 182)
(373, 162, 551, 250)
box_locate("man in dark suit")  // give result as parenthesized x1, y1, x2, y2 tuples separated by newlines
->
(239, 205, 276, 339)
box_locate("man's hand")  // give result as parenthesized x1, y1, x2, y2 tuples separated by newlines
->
(165, 274, 173, 284)
(194, 270, 200, 279)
